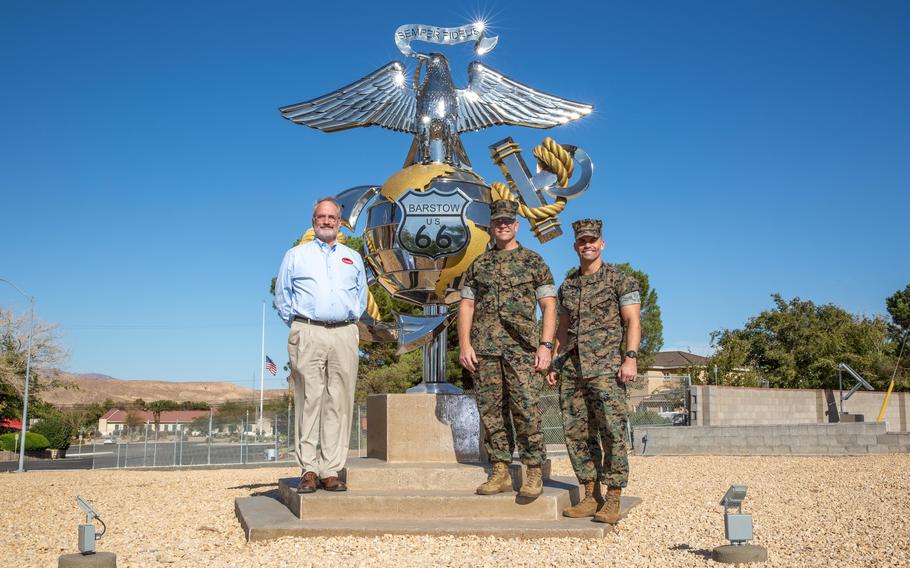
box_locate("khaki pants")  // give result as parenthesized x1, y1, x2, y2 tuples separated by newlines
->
(287, 320, 359, 478)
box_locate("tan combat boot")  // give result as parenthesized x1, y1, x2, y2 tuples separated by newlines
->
(593, 486, 622, 524)
(476, 461, 512, 495)
(562, 480, 604, 518)
(517, 465, 543, 498)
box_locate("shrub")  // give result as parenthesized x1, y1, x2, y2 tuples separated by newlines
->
(629, 410, 670, 426)
(0, 432, 50, 452)
(31, 417, 74, 450)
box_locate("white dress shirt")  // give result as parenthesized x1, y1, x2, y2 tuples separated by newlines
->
(274, 239, 367, 326)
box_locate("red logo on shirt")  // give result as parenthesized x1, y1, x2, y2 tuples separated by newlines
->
(342, 257, 354, 265)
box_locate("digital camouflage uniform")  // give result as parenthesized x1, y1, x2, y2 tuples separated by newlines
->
(461, 202, 556, 466)
(556, 219, 640, 488)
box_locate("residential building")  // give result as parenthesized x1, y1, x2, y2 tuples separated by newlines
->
(643, 351, 710, 392)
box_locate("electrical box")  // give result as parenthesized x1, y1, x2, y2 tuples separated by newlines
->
(724, 513, 753, 544)
(78, 524, 96, 554)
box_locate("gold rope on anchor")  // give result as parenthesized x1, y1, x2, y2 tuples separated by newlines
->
(490, 137, 572, 221)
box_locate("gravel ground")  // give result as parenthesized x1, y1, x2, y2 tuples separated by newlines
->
(2, 455, 908, 567)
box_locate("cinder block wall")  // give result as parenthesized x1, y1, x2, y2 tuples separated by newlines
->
(690, 386, 908, 432)
(634, 422, 910, 455)
(843, 391, 907, 432)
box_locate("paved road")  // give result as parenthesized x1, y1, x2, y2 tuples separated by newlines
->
(0, 456, 94, 472)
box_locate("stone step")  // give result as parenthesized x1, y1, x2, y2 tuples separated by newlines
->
(340, 458, 551, 491)
(235, 494, 643, 541)
(278, 476, 577, 521)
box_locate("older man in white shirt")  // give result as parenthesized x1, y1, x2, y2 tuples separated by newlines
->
(274, 197, 367, 493)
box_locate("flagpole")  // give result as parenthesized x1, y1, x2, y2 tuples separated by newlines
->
(259, 301, 265, 437)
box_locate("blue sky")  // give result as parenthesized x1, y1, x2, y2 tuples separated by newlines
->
(1, 1, 907, 389)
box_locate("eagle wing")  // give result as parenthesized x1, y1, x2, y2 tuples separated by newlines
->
(456, 62, 593, 133)
(280, 61, 417, 134)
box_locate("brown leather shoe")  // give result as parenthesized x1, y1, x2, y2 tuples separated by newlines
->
(321, 476, 347, 492)
(297, 471, 319, 494)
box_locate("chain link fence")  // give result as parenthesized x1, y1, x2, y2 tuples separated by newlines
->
(627, 374, 692, 427)
(538, 392, 565, 445)
(7, 376, 690, 471)
(87, 400, 368, 470)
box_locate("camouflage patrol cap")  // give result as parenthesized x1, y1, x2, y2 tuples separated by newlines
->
(489, 199, 519, 222)
(572, 218, 602, 240)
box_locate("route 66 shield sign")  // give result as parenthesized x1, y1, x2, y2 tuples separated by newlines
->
(396, 187, 471, 259)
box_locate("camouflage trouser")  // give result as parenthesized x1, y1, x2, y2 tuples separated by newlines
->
(476, 350, 546, 465)
(559, 371, 630, 488)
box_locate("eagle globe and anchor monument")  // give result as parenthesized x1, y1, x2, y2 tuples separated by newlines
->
(279, 22, 594, 403)
(232, 23, 641, 541)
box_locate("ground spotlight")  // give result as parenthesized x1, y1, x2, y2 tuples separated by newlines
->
(58, 497, 117, 568)
(76, 495, 106, 554)
(712, 485, 768, 564)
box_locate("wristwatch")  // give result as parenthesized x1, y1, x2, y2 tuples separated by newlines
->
(625, 350, 637, 359)
(540, 341, 554, 349)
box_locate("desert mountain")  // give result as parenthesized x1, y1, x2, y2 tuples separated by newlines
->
(42, 372, 286, 406)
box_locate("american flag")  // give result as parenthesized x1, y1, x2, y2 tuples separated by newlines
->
(264, 356, 278, 376)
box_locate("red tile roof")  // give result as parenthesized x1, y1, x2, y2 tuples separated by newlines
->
(0, 418, 22, 430)
(100, 409, 212, 424)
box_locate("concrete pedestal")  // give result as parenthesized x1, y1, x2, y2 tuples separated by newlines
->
(712, 544, 768, 563)
(367, 394, 482, 463)
(235, 393, 645, 541)
(58, 552, 116, 567)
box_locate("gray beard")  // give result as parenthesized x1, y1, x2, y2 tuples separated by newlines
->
(315, 227, 338, 243)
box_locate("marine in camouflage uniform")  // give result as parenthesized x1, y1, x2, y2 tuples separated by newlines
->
(458, 200, 557, 497)
(552, 218, 641, 522)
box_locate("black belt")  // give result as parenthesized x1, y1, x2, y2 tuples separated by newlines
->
(293, 316, 356, 328)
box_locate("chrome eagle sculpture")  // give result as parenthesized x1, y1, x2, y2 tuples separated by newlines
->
(279, 23, 592, 167)
(279, 23, 594, 394)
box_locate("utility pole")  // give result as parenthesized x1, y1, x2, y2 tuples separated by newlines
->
(259, 301, 265, 439)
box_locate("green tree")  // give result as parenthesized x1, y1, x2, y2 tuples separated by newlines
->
(884, 284, 910, 385)
(614, 263, 664, 371)
(563, 263, 664, 371)
(144, 400, 179, 431)
(31, 416, 74, 450)
(0, 308, 66, 421)
(355, 283, 426, 401)
(124, 410, 145, 439)
(60, 406, 104, 439)
(710, 294, 895, 389)
(886, 284, 910, 336)
(210, 400, 256, 433)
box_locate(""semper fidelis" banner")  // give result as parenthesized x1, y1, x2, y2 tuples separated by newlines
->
(394, 23, 498, 57)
